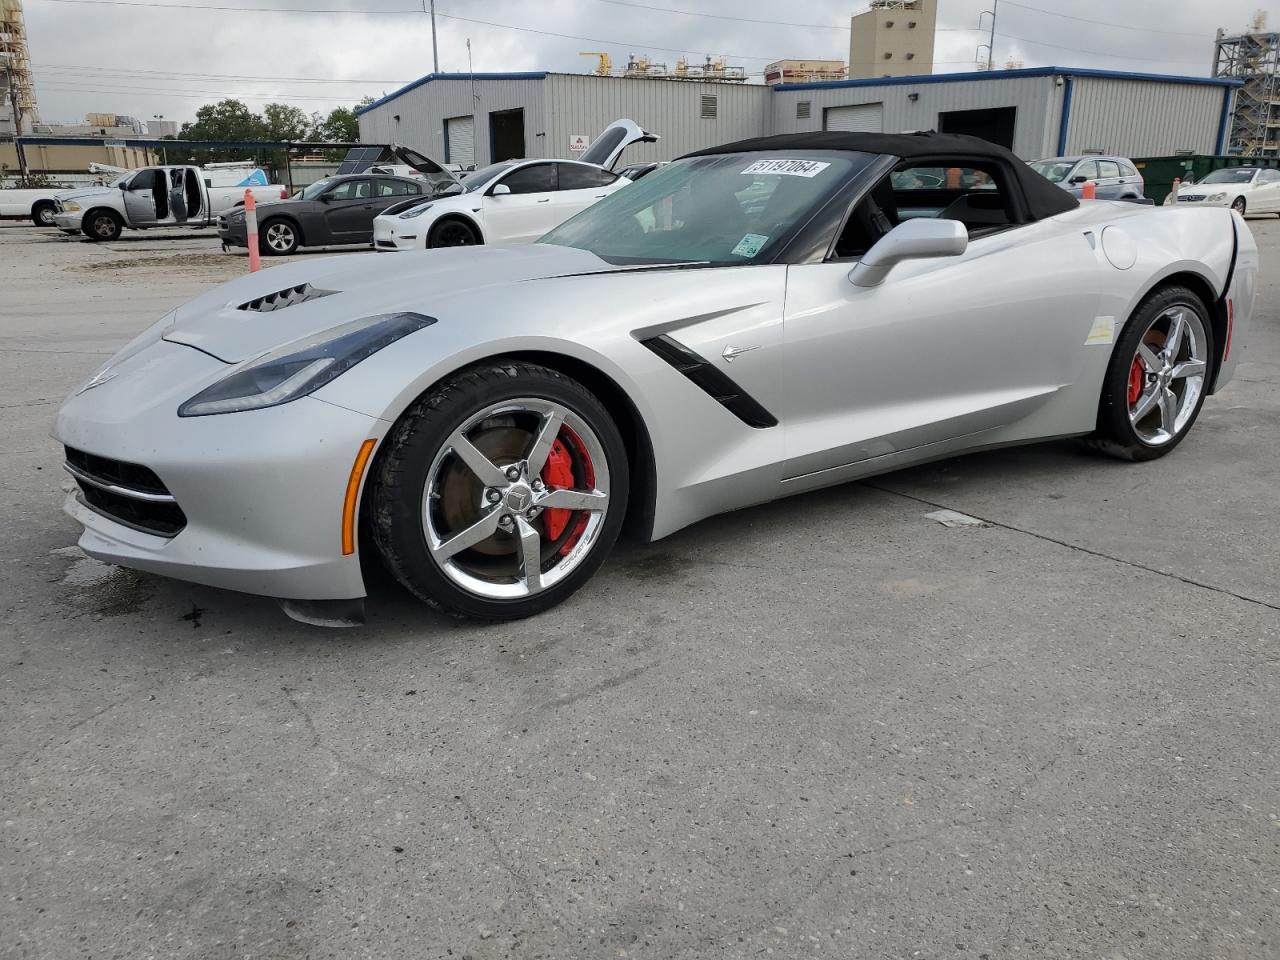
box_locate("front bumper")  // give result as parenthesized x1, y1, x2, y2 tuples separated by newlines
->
(372, 220, 419, 251)
(52, 210, 82, 232)
(218, 217, 249, 247)
(54, 339, 386, 601)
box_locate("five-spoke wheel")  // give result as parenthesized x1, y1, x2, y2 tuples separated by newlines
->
(371, 361, 628, 619)
(1091, 285, 1213, 461)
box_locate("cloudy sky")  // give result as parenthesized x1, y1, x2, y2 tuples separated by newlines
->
(21, 0, 1267, 126)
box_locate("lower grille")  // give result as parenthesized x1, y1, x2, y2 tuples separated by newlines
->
(64, 446, 187, 537)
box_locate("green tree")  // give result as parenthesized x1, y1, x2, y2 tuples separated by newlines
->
(261, 102, 313, 142)
(179, 99, 266, 142)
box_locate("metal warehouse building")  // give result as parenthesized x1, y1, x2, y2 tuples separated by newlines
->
(356, 66, 1240, 167)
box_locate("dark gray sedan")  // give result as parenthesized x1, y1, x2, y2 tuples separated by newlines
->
(218, 174, 435, 255)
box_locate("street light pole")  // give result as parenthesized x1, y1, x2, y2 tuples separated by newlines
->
(428, 0, 439, 73)
(4, 62, 31, 182)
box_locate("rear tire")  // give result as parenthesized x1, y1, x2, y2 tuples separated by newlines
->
(31, 201, 56, 226)
(428, 218, 480, 248)
(82, 209, 122, 241)
(259, 218, 300, 255)
(370, 359, 628, 620)
(1086, 285, 1213, 462)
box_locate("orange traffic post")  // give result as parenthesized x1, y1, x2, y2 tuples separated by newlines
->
(1081, 180, 1097, 200)
(1171, 177, 1181, 200)
(243, 188, 261, 273)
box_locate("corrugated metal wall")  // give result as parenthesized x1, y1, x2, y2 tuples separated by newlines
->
(358, 77, 546, 164)
(543, 75, 771, 163)
(1065, 77, 1223, 156)
(769, 75, 1059, 158)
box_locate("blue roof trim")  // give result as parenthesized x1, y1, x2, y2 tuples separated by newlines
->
(356, 71, 549, 116)
(775, 65, 1243, 92)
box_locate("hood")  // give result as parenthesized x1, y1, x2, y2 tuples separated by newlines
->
(161, 244, 621, 363)
(57, 185, 115, 203)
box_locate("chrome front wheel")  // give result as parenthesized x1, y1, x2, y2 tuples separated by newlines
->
(371, 361, 628, 620)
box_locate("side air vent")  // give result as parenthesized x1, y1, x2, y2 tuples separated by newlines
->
(640, 335, 778, 429)
(237, 283, 338, 313)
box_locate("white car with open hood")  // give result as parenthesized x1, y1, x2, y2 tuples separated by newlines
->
(54, 132, 1257, 626)
(372, 119, 655, 250)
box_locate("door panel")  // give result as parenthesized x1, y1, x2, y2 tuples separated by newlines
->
(780, 221, 1102, 480)
(122, 169, 160, 225)
(482, 163, 557, 243)
(322, 179, 376, 242)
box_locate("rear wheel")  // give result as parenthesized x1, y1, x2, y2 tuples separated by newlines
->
(428, 218, 479, 248)
(82, 209, 122, 241)
(1088, 285, 1212, 462)
(259, 218, 300, 255)
(31, 201, 56, 226)
(371, 360, 628, 620)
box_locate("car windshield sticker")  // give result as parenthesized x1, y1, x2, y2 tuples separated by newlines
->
(731, 233, 769, 258)
(740, 158, 831, 178)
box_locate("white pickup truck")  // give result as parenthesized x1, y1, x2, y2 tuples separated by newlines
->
(0, 181, 77, 226)
(51, 164, 288, 241)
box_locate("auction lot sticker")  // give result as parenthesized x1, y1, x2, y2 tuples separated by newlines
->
(741, 158, 831, 178)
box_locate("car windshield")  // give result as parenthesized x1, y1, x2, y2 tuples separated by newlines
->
(1200, 168, 1257, 184)
(460, 162, 518, 193)
(1030, 160, 1077, 183)
(539, 151, 871, 265)
(301, 178, 334, 200)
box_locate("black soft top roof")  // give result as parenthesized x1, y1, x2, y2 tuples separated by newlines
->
(683, 131, 1079, 221)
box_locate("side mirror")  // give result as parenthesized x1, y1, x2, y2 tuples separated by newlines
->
(118, 181, 128, 190)
(317, 193, 332, 203)
(490, 183, 511, 196)
(849, 218, 968, 288)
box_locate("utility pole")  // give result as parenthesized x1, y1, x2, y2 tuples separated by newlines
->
(4, 61, 30, 182)
(428, 0, 438, 73)
(977, 0, 999, 70)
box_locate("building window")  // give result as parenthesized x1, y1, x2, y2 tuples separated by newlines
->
(796, 101, 811, 119)
(906, 53, 915, 60)
(908, 20, 917, 27)
(883, 52, 893, 59)
(700, 95, 718, 119)
(884, 20, 894, 27)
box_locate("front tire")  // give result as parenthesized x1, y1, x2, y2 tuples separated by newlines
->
(370, 360, 629, 620)
(1087, 285, 1213, 462)
(428, 218, 480, 248)
(259, 218, 300, 255)
(1231, 196, 1246, 215)
(82, 209, 122, 241)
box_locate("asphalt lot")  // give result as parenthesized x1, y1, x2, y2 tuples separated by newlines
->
(1, 218, 1277, 960)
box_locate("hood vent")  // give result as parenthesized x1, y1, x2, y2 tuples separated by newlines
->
(237, 283, 338, 313)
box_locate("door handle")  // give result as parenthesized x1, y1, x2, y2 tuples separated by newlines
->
(536, 198, 551, 203)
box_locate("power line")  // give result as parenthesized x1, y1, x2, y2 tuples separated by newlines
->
(997, 30, 1208, 65)
(33, 62, 410, 83)
(999, 0, 1210, 40)
(35, 81, 370, 101)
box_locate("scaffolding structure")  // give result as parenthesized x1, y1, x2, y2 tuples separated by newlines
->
(1, 0, 38, 133)
(1214, 13, 1280, 156)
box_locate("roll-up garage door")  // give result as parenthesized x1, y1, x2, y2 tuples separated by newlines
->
(445, 115, 475, 167)
(823, 103, 884, 133)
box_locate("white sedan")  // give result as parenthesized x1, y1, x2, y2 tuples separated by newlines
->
(1173, 166, 1280, 216)
(373, 120, 652, 250)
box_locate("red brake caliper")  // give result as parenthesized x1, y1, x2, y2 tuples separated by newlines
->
(540, 433, 595, 557)
(1127, 356, 1145, 406)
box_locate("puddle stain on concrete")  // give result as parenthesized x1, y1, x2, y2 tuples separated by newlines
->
(51, 545, 153, 617)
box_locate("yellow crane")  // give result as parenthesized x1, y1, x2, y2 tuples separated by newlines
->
(579, 52, 612, 76)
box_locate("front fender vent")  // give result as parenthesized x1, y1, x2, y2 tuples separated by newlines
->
(237, 283, 338, 313)
(640, 334, 778, 429)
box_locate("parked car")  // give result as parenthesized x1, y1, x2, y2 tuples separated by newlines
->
(616, 161, 668, 182)
(52, 131, 1256, 624)
(217, 174, 432, 255)
(51, 165, 289, 241)
(1171, 166, 1280, 215)
(334, 143, 462, 194)
(0, 179, 77, 225)
(372, 119, 655, 251)
(1030, 155, 1145, 200)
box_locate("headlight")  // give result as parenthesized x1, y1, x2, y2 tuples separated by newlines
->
(1208, 192, 1228, 202)
(398, 203, 433, 219)
(63, 201, 82, 212)
(178, 312, 435, 417)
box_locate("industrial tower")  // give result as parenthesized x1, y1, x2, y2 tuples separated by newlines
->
(1, 0, 39, 138)
(1214, 12, 1279, 156)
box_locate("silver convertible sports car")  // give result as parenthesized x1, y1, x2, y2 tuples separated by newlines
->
(55, 132, 1258, 623)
